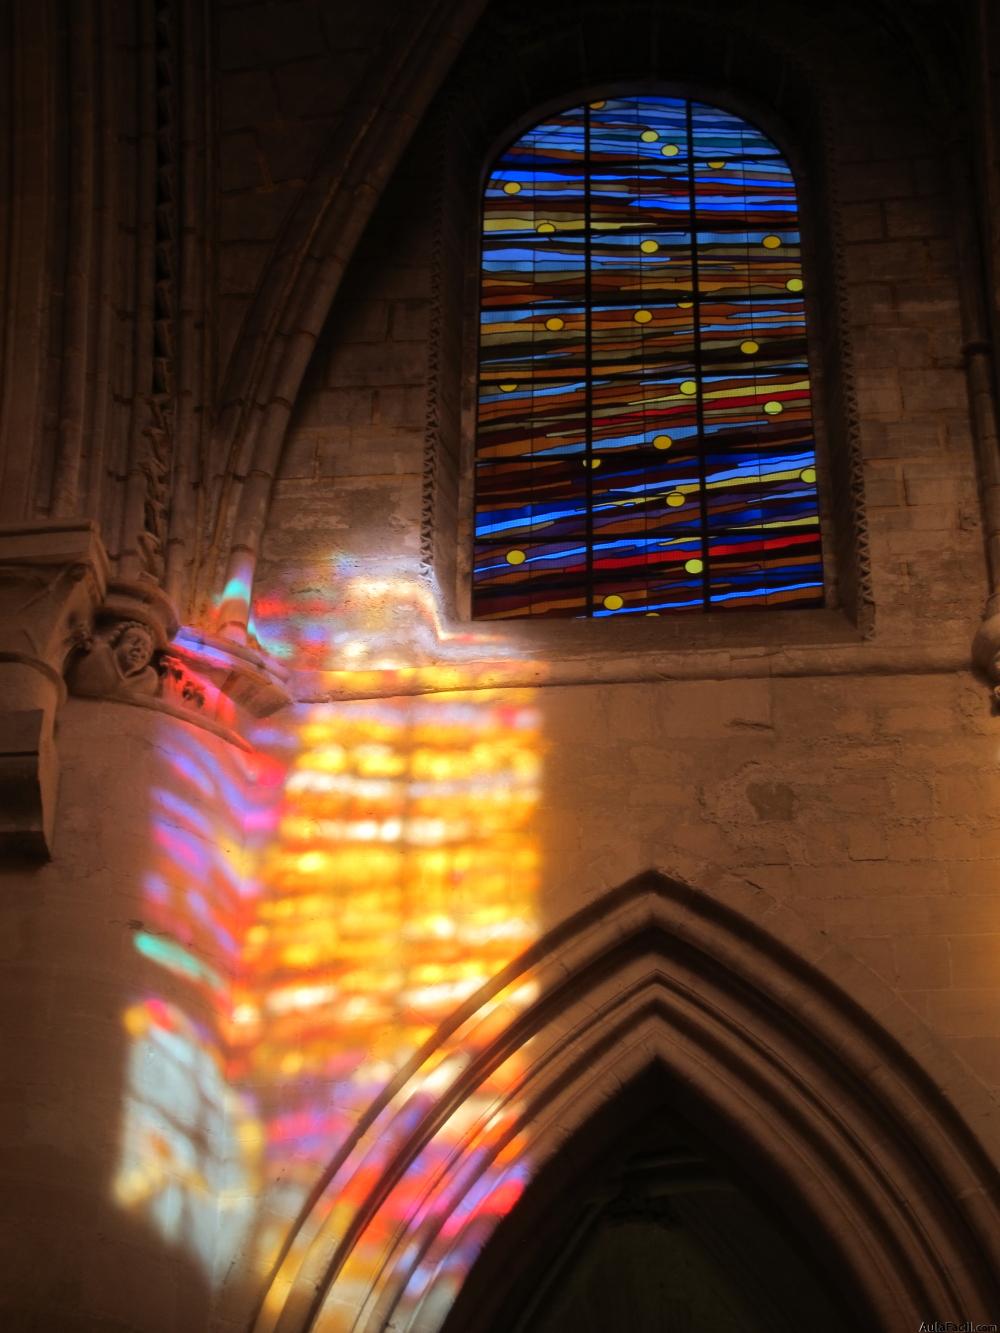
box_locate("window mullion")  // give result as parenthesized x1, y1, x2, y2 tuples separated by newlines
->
(685, 100, 711, 612)
(584, 103, 594, 617)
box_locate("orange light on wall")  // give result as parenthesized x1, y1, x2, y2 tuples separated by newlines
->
(236, 690, 541, 1286)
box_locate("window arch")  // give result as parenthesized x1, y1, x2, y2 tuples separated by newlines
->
(473, 94, 824, 620)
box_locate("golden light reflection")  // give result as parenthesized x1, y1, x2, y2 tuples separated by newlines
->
(236, 690, 541, 1293)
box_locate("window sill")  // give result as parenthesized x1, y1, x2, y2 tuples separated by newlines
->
(290, 608, 974, 702)
(461, 605, 862, 659)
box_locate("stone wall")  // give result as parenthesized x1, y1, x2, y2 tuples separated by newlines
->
(1, 2, 999, 1331)
(0, 702, 247, 1331)
(246, 0, 999, 1092)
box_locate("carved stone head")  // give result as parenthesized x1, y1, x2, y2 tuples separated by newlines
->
(110, 620, 156, 678)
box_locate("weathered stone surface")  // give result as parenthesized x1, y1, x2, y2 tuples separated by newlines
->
(3, 2, 1000, 1330)
(0, 522, 108, 855)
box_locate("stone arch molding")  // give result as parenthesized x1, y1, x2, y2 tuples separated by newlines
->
(211, 0, 489, 634)
(250, 867, 1000, 1333)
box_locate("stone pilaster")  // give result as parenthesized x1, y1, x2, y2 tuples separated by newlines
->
(0, 521, 109, 856)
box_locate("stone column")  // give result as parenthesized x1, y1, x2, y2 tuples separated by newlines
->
(0, 521, 109, 856)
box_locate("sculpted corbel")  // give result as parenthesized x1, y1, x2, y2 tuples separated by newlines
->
(66, 579, 290, 745)
(67, 619, 162, 698)
(66, 573, 180, 700)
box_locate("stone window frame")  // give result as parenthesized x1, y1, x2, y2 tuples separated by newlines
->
(423, 79, 873, 654)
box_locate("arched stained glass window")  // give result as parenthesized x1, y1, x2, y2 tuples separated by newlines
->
(473, 95, 824, 619)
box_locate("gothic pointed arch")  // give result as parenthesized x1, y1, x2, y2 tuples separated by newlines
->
(442, 1061, 854, 1332)
(249, 867, 1000, 1333)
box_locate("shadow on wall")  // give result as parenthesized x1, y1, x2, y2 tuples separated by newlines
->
(111, 564, 543, 1330)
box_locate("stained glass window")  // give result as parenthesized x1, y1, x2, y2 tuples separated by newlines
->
(473, 95, 824, 619)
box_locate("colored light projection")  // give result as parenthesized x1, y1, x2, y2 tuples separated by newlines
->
(114, 570, 542, 1332)
(243, 688, 540, 1325)
(112, 726, 275, 1268)
(250, 560, 508, 676)
(475, 95, 823, 618)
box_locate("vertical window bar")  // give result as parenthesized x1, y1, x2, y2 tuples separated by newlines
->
(685, 100, 712, 611)
(584, 103, 594, 616)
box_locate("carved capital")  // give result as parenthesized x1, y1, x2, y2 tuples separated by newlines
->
(0, 521, 109, 856)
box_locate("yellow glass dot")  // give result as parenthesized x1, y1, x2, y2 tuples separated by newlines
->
(680, 380, 697, 396)
(661, 143, 679, 157)
(503, 181, 522, 195)
(762, 234, 782, 249)
(583, 457, 602, 469)
(685, 557, 704, 574)
(498, 382, 518, 393)
(590, 100, 607, 109)
(537, 221, 556, 234)
(677, 300, 693, 309)
(740, 339, 760, 355)
(603, 594, 624, 610)
(634, 308, 653, 324)
(645, 611, 660, 616)
(640, 239, 660, 254)
(708, 159, 726, 169)
(763, 400, 784, 415)
(641, 129, 659, 143)
(545, 316, 565, 331)
(786, 277, 804, 293)
(652, 434, 673, 450)
(666, 492, 685, 508)
(506, 549, 526, 565)
(800, 467, 817, 484)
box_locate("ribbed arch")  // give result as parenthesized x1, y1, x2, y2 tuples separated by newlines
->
(250, 869, 1000, 1333)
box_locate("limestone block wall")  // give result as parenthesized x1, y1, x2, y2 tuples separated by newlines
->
(2, 670, 996, 1331)
(244, 0, 999, 1114)
(257, 158, 435, 602)
(216, 0, 405, 381)
(534, 672, 1000, 1092)
(228, 8, 1000, 1317)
